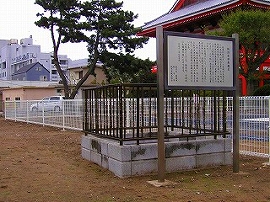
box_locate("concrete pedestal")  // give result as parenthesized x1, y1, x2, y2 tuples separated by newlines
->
(81, 135, 232, 178)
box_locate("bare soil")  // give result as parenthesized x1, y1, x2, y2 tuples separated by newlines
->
(0, 117, 270, 202)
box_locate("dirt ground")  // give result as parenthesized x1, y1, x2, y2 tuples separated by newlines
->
(0, 117, 270, 202)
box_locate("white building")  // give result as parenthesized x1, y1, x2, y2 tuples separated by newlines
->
(0, 36, 70, 82)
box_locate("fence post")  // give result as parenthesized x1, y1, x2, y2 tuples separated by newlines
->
(62, 100, 65, 131)
(14, 101, 17, 122)
(42, 100, 45, 126)
(4, 101, 6, 119)
(156, 26, 166, 182)
(264, 96, 270, 166)
(26, 100, 29, 123)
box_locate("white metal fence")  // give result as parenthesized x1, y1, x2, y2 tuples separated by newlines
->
(4, 97, 270, 160)
(228, 96, 270, 159)
(5, 99, 83, 131)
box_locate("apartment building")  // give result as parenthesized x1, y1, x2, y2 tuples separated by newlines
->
(0, 36, 70, 82)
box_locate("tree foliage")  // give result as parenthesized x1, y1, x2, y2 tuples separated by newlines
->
(35, 0, 148, 98)
(208, 9, 270, 95)
(100, 52, 156, 83)
(253, 84, 270, 96)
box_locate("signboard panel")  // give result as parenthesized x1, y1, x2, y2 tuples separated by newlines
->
(164, 32, 235, 90)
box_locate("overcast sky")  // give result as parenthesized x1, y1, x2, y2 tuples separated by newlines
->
(0, 0, 176, 61)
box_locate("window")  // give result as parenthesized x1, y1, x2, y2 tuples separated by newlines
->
(79, 70, 83, 79)
(6, 97, 10, 101)
(52, 70, 57, 74)
(60, 60, 67, 65)
(2, 62, 6, 69)
(40, 75, 48, 81)
(15, 97, 20, 101)
(36, 66, 42, 71)
(50, 97, 60, 101)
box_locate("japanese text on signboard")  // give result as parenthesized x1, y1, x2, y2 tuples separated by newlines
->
(167, 35, 234, 89)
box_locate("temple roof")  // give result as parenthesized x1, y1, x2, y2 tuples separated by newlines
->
(138, 0, 270, 37)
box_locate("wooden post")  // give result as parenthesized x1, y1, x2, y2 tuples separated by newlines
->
(156, 26, 166, 182)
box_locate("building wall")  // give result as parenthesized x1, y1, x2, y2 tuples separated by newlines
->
(11, 72, 27, 81)
(2, 87, 57, 101)
(70, 67, 107, 85)
(0, 36, 69, 82)
(27, 66, 50, 81)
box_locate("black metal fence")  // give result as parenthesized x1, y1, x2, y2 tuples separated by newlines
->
(83, 83, 230, 145)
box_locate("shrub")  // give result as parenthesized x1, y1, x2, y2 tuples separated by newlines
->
(253, 84, 270, 96)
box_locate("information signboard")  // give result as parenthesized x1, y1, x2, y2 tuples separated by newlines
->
(164, 32, 235, 90)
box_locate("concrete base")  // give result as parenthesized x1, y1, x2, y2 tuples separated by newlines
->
(81, 135, 232, 178)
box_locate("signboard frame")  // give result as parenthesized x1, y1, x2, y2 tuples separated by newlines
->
(164, 31, 236, 90)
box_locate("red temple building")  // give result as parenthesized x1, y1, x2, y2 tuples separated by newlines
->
(138, 0, 270, 95)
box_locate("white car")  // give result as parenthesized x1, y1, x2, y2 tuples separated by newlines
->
(30, 96, 65, 112)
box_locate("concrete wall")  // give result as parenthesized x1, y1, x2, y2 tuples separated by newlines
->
(81, 135, 232, 178)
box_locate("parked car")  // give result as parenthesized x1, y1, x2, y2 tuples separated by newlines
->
(30, 96, 65, 112)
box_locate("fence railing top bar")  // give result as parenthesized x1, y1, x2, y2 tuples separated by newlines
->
(83, 83, 158, 90)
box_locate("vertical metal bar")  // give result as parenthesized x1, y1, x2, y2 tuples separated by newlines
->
(83, 90, 87, 133)
(181, 90, 185, 135)
(232, 33, 240, 173)
(95, 89, 99, 134)
(223, 91, 227, 138)
(119, 85, 123, 146)
(171, 90, 174, 131)
(149, 86, 152, 135)
(213, 91, 217, 139)
(62, 99, 65, 130)
(140, 86, 144, 137)
(189, 90, 192, 135)
(136, 86, 140, 145)
(123, 85, 127, 142)
(156, 26, 166, 182)
(203, 90, 206, 134)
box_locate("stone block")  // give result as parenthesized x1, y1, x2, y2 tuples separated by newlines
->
(108, 143, 131, 161)
(165, 141, 197, 157)
(90, 138, 102, 153)
(81, 147, 91, 161)
(224, 152, 233, 165)
(224, 139, 232, 152)
(81, 135, 90, 149)
(101, 155, 109, 169)
(100, 141, 108, 156)
(108, 158, 131, 178)
(196, 139, 224, 154)
(131, 144, 157, 160)
(166, 156, 196, 172)
(131, 159, 158, 176)
(90, 150, 102, 165)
